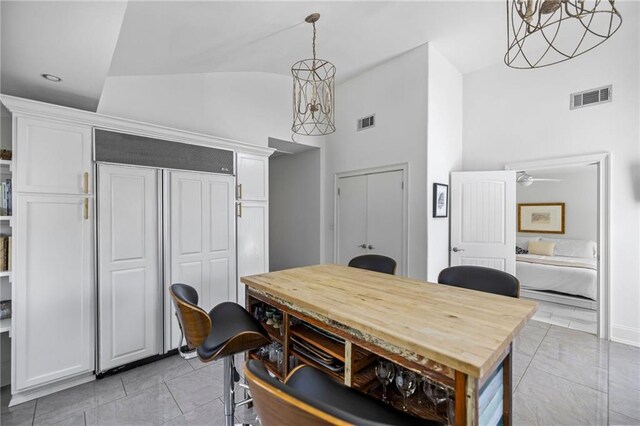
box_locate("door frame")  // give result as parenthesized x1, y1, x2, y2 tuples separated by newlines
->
(333, 163, 409, 276)
(505, 152, 611, 340)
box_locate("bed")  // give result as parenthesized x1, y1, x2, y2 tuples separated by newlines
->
(516, 237, 598, 309)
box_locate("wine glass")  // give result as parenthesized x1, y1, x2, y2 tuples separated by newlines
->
(375, 360, 395, 404)
(395, 368, 417, 411)
(423, 379, 436, 406)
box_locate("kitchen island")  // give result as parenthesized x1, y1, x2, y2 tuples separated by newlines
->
(241, 264, 537, 426)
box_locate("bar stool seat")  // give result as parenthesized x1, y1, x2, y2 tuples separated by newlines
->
(245, 360, 443, 426)
(198, 302, 269, 360)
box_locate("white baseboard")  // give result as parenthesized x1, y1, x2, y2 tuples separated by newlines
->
(8, 373, 95, 407)
(611, 324, 640, 347)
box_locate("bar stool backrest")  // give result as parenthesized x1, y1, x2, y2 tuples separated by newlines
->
(348, 255, 397, 275)
(170, 283, 212, 349)
(437, 265, 520, 298)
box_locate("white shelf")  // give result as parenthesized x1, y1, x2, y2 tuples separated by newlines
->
(0, 318, 10, 334)
(0, 271, 10, 278)
(0, 216, 12, 221)
(0, 160, 12, 173)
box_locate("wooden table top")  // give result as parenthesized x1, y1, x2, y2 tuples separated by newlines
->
(241, 264, 537, 379)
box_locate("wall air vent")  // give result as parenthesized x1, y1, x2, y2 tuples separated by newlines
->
(570, 85, 612, 110)
(357, 114, 375, 131)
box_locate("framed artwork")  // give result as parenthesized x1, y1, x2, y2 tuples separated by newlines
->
(433, 183, 448, 218)
(518, 203, 565, 234)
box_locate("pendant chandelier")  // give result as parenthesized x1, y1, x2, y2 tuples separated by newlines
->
(505, 0, 622, 69)
(292, 13, 336, 136)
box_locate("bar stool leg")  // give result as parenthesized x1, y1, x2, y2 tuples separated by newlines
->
(224, 356, 235, 426)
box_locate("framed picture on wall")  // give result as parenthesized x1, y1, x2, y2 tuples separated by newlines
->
(518, 203, 565, 234)
(433, 183, 448, 218)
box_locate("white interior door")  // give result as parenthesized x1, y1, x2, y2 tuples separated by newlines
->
(366, 171, 404, 275)
(168, 171, 236, 349)
(337, 175, 367, 265)
(450, 171, 516, 274)
(98, 164, 161, 371)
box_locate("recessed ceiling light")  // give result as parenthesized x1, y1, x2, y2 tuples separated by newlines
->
(42, 74, 62, 82)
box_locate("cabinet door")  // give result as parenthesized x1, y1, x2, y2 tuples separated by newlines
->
(236, 153, 268, 201)
(168, 171, 236, 349)
(98, 165, 161, 371)
(16, 117, 93, 195)
(15, 195, 94, 390)
(237, 201, 268, 305)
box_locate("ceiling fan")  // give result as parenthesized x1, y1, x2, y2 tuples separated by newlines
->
(517, 171, 562, 187)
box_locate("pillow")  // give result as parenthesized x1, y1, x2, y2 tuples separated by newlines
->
(528, 241, 555, 256)
(541, 238, 597, 258)
(516, 237, 541, 250)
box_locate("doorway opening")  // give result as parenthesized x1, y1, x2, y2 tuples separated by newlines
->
(507, 153, 610, 339)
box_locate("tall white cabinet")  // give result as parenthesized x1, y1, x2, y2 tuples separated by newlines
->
(1, 95, 273, 406)
(236, 153, 269, 304)
(13, 118, 95, 394)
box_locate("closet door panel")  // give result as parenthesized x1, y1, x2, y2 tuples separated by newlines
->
(169, 171, 236, 349)
(237, 201, 268, 305)
(236, 153, 268, 201)
(337, 175, 367, 265)
(98, 164, 161, 372)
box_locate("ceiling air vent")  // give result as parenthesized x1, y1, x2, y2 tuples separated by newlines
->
(570, 85, 612, 110)
(357, 114, 375, 131)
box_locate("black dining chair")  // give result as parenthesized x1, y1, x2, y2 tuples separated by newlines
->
(437, 265, 520, 298)
(170, 283, 271, 426)
(244, 359, 443, 426)
(348, 254, 397, 275)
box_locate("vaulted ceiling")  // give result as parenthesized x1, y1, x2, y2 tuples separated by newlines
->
(1, 1, 636, 112)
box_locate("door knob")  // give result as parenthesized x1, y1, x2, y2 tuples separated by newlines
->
(357, 244, 366, 249)
(367, 245, 374, 250)
(451, 247, 464, 252)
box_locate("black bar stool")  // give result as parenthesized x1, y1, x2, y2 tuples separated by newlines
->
(245, 359, 444, 426)
(170, 284, 270, 426)
(348, 254, 397, 275)
(438, 265, 520, 298)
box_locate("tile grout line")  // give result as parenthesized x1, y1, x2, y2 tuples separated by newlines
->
(163, 376, 185, 416)
(31, 398, 37, 426)
(516, 325, 551, 393)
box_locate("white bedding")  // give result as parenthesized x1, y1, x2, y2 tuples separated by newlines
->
(516, 254, 597, 300)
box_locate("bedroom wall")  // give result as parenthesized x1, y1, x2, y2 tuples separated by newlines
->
(517, 167, 598, 243)
(462, 3, 640, 346)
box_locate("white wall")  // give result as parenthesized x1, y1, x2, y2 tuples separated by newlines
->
(517, 168, 598, 242)
(98, 72, 307, 147)
(269, 148, 322, 271)
(426, 45, 463, 281)
(463, 4, 640, 345)
(324, 44, 429, 280)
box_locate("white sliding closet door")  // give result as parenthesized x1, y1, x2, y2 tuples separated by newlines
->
(168, 171, 236, 349)
(98, 164, 162, 372)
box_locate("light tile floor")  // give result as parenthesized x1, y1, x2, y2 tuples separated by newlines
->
(1, 321, 639, 425)
(530, 299, 598, 334)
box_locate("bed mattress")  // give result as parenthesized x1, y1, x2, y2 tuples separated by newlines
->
(516, 254, 597, 300)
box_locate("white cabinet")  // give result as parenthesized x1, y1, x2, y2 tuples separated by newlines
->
(97, 165, 162, 371)
(236, 201, 268, 304)
(168, 171, 236, 349)
(16, 117, 92, 195)
(236, 153, 268, 201)
(15, 195, 94, 390)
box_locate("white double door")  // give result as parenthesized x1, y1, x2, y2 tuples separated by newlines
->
(337, 170, 404, 275)
(98, 164, 235, 370)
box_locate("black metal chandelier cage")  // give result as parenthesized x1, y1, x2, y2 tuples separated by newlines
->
(292, 13, 336, 136)
(505, 0, 622, 69)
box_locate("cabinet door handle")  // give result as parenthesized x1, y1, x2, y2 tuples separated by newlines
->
(237, 183, 243, 199)
(237, 202, 242, 218)
(83, 198, 89, 220)
(83, 172, 89, 194)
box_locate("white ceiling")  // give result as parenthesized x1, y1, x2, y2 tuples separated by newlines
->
(3, 1, 633, 112)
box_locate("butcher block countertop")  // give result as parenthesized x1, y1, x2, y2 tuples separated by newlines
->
(241, 264, 537, 379)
